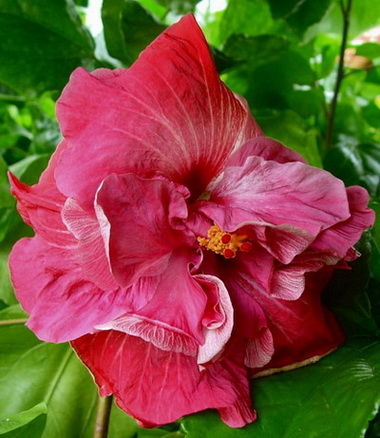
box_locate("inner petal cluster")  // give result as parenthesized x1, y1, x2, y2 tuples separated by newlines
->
(197, 224, 252, 259)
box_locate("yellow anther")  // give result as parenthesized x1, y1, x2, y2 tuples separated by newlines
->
(197, 225, 252, 259)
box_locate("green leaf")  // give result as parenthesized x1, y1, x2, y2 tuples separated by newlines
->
(324, 233, 379, 338)
(0, 403, 47, 438)
(268, 0, 333, 36)
(356, 43, 380, 60)
(8, 154, 51, 185)
(266, 0, 300, 19)
(0, 304, 28, 321)
(223, 34, 290, 68)
(0, 308, 142, 437)
(219, 0, 277, 44)
(102, 0, 166, 65)
(236, 51, 316, 111)
(370, 201, 380, 282)
(366, 408, 380, 438)
(287, 0, 332, 37)
(0, 0, 94, 95)
(255, 110, 323, 167)
(314, 0, 380, 40)
(0, 318, 98, 437)
(323, 142, 380, 196)
(154, 0, 200, 14)
(182, 339, 380, 438)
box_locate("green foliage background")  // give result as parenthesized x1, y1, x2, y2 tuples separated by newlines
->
(0, 0, 379, 437)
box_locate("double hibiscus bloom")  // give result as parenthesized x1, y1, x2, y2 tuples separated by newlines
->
(9, 15, 374, 428)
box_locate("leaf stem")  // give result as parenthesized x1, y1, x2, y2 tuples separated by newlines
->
(93, 395, 113, 438)
(0, 318, 28, 326)
(324, 0, 353, 150)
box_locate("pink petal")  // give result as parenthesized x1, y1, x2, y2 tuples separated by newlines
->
(311, 185, 375, 257)
(230, 268, 345, 372)
(9, 236, 131, 343)
(200, 252, 274, 369)
(200, 156, 350, 236)
(226, 136, 306, 168)
(269, 250, 338, 300)
(95, 173, 196, 287)
(55, 15, 261, 207)
(61, 197, 118, 290)
(8, 141, 74, 248)
(229, 282, 274, 368)
(71, 331, 256, 427)
(195, 274, 234, 364)
(95, 273, 234, 363)
(96, 247, 210, 348)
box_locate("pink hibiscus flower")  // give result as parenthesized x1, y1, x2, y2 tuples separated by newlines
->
(9, 14, 374, 428)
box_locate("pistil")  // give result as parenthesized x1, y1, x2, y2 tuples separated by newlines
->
(197, 224, 252, 259)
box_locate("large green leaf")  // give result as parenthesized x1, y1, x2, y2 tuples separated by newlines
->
(0, 307, 144, 437)
(0, 403, 46, 438)
(0, 0, 94, 95)
(0, 307, 98, 437)
(182, 339, 380, 437)
(102, 0, 166, 65)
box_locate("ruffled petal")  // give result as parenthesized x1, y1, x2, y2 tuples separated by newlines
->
(230, 283, 274, 368)
(226, 136, 305, 168)
(311, 185, 375, 257)
(61, 197, 118, 290)
(195, 274, 234, 364)
(95, 247, 208, 349)
(95, 272, 234, 363)
(9, 236, 130, 343)
(8, 141, 74, 248)
(95, 173, 195, 287)
(228, 268, 344, 373)
(200, 156, 350, 236)
(55, 14, 262, 207)
(71, 331, 256, 428)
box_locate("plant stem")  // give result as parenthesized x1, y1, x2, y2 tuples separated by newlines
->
(93, 395, 113, 438)
(0, 318, 28, 326)
(325, 0, 353, 150)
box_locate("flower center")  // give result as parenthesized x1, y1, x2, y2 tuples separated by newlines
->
(197, 224, 252, 259)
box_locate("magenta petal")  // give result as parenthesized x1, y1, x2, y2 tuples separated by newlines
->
(107, 247, 207, 345)
(95, 257, 233, 362)
(229, 282, 274, 368)
(227, 136, 306, 167)
(8, 143, 74, 248)
(311, 185, 375, 257)
(55, 15, 261, 207)
(230, 269, 345, 372)
(95, 173, 195, 287)
(195, 274, 234, 364)
(72, 331, 256, 427)
(9, 237, 130, 343)
(61, 197, 118, 290)
(202, 156, 350, 236)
